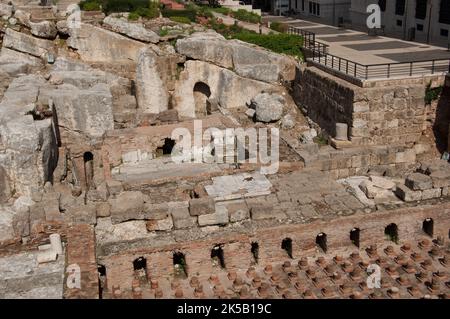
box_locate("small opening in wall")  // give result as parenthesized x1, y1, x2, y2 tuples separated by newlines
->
(97, 264, 106, 299)
(281, 238, 293, 258)
(385, 223, 399, 244)
(83, 151, 94, 190)
(211, 244, 225, 268)
(133, 256, 148, 281)
(422, 218, 434, 238)
(350, 228, 360, 248)
(316, 233, 327, 253)
(193, 82, 211, 117)
(173, 251, 188, 278)
(189, 190, 200, 199)
(156, 138, 176, 157)
(251, 242, 259, 264)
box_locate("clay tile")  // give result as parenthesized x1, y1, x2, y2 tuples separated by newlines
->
(298, 257, 309, 268)
(283, 291, 294, 299)
(366, 244, 378, 257)
(154, 288, 163, 298)
(190, 276, 199, 287)
(227, 271, 237, 281)
(387, 287, 400, 298)
(150, 279, 158, 289)
(396, 275, 409, 286)
(401, 243, 411, 252)
(195, 285, 204, 294)
(342, 261, 353, 273)
(316, 257, 326, 266)
(113, 289, 122, 298)
(239, 286, 250, 297)
(303, 290, 315, 299)
(339, 283, 352, 294)
(264, 265, 273, 274)
(439, 256, 448, 266)
(350, 252, 361, 262)
(411, 252, 423, 262)
(433, 271, 446, 279)
(350, 292, 363, 299)
(333, 255, 344, 264)
(384, 245, 395, 255)
(375, 257, 388, 266)
(419, 239, 430, 249)
(429, 247, 441, 258)
(321, 287, 334, 297)
(421, 259, 433, 270)
(428, 278, 441, 292)
(324, 264, 336, 274)
(175, 288, 183, 298)
(358, 260, 370, 269)
(171, 281, 180, 290)
(233, 277, 244, 286)
(402, 262, 416, 274)
(407, 286, 421, 297)
(416, 271, 428, 282)
(271, 273, 281, 282)
(246, 267, 256, 278)
(305, 267, 316, 277)
(283, 261, 292, 269)
(386, 265, 398, 276)
(132, 279, 140, 289)
(350, 268, 362, 280)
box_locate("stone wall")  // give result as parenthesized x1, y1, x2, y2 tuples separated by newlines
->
(294, 66, 446, 147)
(98, 202, 450, 288)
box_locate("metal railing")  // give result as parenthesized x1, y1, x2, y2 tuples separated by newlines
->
(311, 50, 450, 80)
(288, 26, 450, 80)
(288, 26, 329, 54)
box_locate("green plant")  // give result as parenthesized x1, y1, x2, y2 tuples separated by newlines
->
(313, 134, 328, 146)
(231, 9, 261, 24)
(159, 27, 169, 36)
(128, 11, 140, 20)
(425, 83, 443, 105)
(232, 32, 304, 59)
(269, 21, 287, 33)
(169, 16, 191, 24)
(79, 0, 102, 11)
(161, 8, 197, 22)
(210, 6, 231, 15)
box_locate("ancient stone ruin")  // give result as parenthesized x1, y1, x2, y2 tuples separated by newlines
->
(0, 1, 449, 300)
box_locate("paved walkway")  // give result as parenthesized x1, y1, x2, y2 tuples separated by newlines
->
(263, 15, 450, 66)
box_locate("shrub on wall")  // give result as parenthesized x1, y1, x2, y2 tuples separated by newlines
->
(161, 8, 197, 22)
(231, 9, 261, 24)
(169, 16, 191, 24)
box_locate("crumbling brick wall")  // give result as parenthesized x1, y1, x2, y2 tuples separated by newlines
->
(98, 202, 450, 289)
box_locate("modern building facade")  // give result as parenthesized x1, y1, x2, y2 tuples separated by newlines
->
(287, 0, 351, 25)
(350, 0, 450, 47)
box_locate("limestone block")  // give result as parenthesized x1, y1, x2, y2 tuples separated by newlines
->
(405, 173, 433, 191)
(96, 202, 111, 217)
(103, 16, 159, 43)
(430, 171, 450, 188)
(197, 209, 228, 226)
(395, 184, 422, 202)
(189, 197, 215, 216)
(421, 188, 442, 200)
(109, 191, 145, 224)
(171, 206, 197, 229)
(146, 215, 173, 231)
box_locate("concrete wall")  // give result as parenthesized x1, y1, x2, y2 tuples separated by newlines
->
(288, 0, 351, 26)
